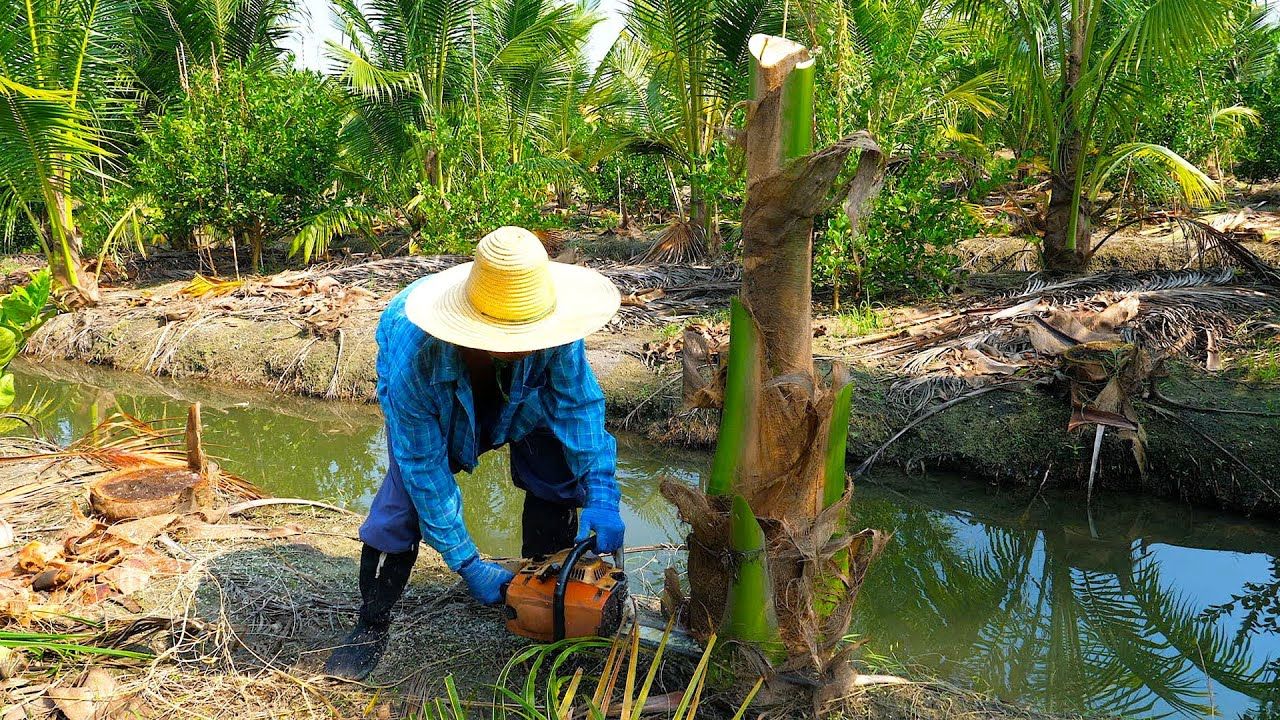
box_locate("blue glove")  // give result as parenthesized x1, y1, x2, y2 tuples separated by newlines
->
(458, 556, 514, 605)
(576, 506, 625, 554)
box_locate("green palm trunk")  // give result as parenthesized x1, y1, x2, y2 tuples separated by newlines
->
(667, 34, 885, 679)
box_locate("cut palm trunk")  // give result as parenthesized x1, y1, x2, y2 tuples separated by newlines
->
(663, 34, 887, 685)
(89, 404, 214, 521)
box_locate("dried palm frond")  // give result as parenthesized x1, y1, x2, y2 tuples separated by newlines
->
(887, 374, 981, 414)
(868, 265, 1280, 421)
(0, 412, 263, 524)
(1133, 286, 1280, 356)
(180, 274, 245, 299)
(634, 221, 709, 265)
(317, 255, 468, 293)
(1016, 268, 1236, 300)
(1170, 217, 1280, 286)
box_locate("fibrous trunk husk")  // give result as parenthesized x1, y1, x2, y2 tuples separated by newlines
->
(663, 32, 886, 683)
(661, 480, 887, 668)
(1044, 171, 1091, 271)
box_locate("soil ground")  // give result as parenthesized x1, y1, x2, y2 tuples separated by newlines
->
(0, 448, 1079, 720)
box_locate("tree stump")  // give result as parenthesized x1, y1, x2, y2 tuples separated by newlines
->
(89, 467, 211, 522)
(88, 404, 214, 521)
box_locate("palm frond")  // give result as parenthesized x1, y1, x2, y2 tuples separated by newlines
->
(291, 203, 382, 264)
(1208, 104, 1261, 135)
(0, 78, 113, 198)
(327, 41, 422, 101)
(129, 0, 295, 106)
(1089, 142, 1221, 208)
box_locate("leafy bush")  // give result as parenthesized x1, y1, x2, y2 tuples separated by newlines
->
(408, 163, 565, 254)
(1238, 60, 1280, 181)
(814, 156, 978, 303)
(133, 64, 343, 267)
(0, 270, 52, 410)
(78, 186, 163, 260)
(585, 153, 678, 218)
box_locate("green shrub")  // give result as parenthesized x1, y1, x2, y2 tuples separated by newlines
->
(1239, 59, 1280, 181)
(0, 269, 52, 411)
(585, 153, 678, 218)
(78, 186, 164, 260)
(408, 163, 564, 254)
(815, 155, 977, 304)
(133, 64, 343, 268)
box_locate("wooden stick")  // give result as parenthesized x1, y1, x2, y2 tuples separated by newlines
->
(186, 403, 207, 475)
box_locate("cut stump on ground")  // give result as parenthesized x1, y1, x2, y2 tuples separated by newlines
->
(88, 404, 214, 521)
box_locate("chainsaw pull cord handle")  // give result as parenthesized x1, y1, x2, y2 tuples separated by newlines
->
(553, 535, 599, 641)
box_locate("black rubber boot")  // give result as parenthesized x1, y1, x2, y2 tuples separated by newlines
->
(324, 543, 417, 680)
(521, 493, 579, 558)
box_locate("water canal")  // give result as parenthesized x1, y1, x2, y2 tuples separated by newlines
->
(11, 358, 1279, 719)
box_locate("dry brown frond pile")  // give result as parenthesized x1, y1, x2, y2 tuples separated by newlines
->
(0, 415, 392, 719)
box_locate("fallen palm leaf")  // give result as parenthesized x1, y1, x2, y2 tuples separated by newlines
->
(180, 274, 244, 299)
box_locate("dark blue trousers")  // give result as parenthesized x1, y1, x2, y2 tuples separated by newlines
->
(359, 426, 582, 555)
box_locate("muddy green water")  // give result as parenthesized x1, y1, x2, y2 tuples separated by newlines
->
(10, 359, 1280, 719)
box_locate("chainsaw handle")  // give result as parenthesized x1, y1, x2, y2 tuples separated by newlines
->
(553, 535, 599, 641)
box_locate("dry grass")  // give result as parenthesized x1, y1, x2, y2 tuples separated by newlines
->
(0, 417, 494, 719)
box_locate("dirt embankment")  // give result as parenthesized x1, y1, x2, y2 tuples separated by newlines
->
(21, 255, 1280, 520)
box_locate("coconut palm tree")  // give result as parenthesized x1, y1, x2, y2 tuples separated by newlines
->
(599, 0, 782, 261)
(661, 35, 890, 694)
(955, 0, 1240, 270)
(0, 0, 136, 303)
(477, 0, 598, 163)
(129, 0, 297, 110)
(797, 0, 1002, 152)
(328, 0, 595, 193)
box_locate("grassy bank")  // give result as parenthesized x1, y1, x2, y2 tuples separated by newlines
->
(621, 361, 1280, 518)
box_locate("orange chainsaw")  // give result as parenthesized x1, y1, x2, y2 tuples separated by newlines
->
(503, 536, 628, 641)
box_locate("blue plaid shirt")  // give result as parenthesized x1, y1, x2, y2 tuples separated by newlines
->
(376, 278, 620, 570)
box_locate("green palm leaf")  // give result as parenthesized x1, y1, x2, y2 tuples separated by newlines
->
(1089, 142, 1222, 207)
(291, 204, 382, 263)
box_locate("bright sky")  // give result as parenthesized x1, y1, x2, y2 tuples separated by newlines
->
(281, 0, 627, 73)
(282, 0, 1280, 70)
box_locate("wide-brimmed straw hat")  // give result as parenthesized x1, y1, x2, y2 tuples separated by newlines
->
(404, 226, 620, 353)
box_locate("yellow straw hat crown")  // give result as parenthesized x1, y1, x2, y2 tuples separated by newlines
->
(404, 226, 621, 352)
(464, 227, 556, 323)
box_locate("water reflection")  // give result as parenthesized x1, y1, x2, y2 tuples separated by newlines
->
(8, 360, 697, 557)
(853, 480, 1280, 719)
(10, 359, 1279, 718)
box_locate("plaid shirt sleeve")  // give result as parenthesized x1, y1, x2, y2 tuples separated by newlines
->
(377, 309, 479, 572)
(543, 340, 620, 511)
